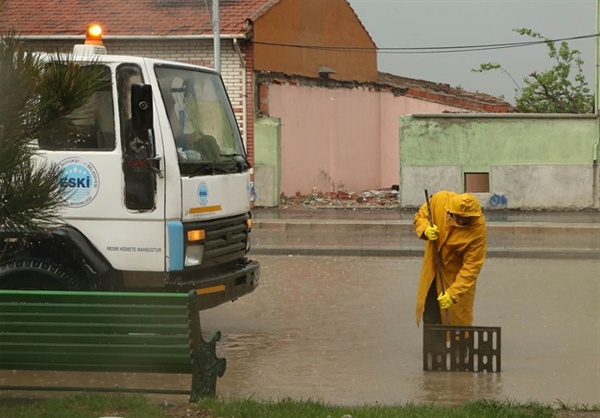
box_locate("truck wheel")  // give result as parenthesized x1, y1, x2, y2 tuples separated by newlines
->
(0, 259, 84, 290)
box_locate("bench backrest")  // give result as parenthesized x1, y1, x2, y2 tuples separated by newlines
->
(0, 290, 192, 374)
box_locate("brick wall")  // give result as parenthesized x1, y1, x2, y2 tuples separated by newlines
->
(242, 41, 255, 165)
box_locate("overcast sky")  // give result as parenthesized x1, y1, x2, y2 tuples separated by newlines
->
(346, 0, 597, 104)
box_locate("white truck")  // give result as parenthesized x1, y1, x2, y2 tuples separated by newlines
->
(0, 26, 259, 309)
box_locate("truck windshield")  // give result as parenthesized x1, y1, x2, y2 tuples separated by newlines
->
(154, 65, 249, 176)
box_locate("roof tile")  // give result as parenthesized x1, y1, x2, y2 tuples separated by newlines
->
(0, 0, 282, 36)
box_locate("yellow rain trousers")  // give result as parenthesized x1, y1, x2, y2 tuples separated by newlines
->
(414, 191, 487, 326)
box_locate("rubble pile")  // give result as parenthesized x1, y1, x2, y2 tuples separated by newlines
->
(279, 188, 399, 209)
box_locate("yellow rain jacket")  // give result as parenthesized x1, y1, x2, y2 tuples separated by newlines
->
(414, 191, 487, 326)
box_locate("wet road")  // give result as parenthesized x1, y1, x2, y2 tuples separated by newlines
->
(1, 255, 598, 407)
(201, 255, 599, 406)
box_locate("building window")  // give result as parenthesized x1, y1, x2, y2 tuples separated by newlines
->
(465, 172, 489, 193)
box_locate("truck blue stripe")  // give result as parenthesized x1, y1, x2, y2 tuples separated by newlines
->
(167, 221, 184, 271)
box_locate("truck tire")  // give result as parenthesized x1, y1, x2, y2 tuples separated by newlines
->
(0, 259, 84, 290)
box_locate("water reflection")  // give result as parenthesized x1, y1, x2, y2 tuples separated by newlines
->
(411, 372, 503, 404)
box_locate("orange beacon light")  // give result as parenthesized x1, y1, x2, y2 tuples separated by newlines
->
(85, 24, 103, 46)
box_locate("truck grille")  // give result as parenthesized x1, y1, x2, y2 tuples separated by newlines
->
(184, 213, 249, 267)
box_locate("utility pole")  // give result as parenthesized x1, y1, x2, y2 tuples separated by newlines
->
(213, 0, 221, 74)
(597, 0, 600, 208)
(596, 0, 599, 114)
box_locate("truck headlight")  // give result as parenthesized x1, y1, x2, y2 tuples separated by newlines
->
(245, 219, 251, 253)
(185, 245, 204, 267)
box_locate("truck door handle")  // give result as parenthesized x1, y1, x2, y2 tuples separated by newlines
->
(147, 154, 164, 178)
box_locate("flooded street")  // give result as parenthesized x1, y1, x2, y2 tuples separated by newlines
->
(1, 255, 598, 407)
(202, 255, 600, 406)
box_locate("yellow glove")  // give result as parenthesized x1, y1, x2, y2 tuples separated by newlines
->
(424, 224, 439, 241)
(437, 292, 454, 309)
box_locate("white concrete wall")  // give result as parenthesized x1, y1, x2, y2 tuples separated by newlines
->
(491, 164, 596, 209)
(400, 166, 462, 207)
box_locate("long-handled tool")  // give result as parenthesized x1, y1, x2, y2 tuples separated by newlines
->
(422, 189, 501, 373)
(424, 189, 451, 325)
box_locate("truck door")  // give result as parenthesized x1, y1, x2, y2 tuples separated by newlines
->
(99, 64, 166, 272)
(118, 68, 158, 211)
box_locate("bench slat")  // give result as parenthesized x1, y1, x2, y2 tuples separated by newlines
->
(0, 290, 189, 305)
(0, 313, 187, 325)
(1, 322, 189, 335)
(0, 361, 192, 374)
(1, 343, 190, 355)
(1, 356, 191, 367)
(0, 333, 189, 345)
(0, 303, 186, 316)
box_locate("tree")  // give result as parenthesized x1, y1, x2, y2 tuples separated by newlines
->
(472, 28, 594, 114)
(0, 30, 109, 233)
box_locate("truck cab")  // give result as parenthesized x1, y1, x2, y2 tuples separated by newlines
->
(0, 27, 259, 309)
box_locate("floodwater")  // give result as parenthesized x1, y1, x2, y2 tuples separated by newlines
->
(202, 255, 600, 406)
(1, 255, 599, 407)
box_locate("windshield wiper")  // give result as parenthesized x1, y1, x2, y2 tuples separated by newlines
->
(220, 153, 250, 171)
(182, 153, 249, 177)
(186, 161, 241, 177)
(186, 161, 215, 177)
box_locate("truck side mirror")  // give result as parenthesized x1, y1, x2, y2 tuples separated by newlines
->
(125, 83, 158, 211)
(131, 83, 153, 139)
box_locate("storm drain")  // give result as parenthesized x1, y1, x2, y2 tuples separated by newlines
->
(423, 324, 501, 373)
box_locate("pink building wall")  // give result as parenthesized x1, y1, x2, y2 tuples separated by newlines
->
(267, 83, 469, 196)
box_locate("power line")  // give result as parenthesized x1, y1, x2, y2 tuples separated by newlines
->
(380, 33, 599, 54)
(253, 32, 599, 55)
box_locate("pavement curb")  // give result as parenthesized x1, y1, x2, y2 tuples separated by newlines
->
(253, 219, 600, 235)
(252, 219, 600, 259)
(250, 246, 599, 259)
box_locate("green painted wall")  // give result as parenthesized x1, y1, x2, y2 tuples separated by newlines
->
(254, 117, 281, 207)
(400, 114, 598, 172)
(399, 114, 600, 209)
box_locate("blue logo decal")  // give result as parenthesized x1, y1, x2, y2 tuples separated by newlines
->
(58, 157, 99, 208)
(198, 183, 208, 206)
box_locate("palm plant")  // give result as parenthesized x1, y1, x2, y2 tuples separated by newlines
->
(0, 30, 108, 233)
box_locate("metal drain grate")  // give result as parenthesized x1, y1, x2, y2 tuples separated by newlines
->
(423, 324, 501, 373)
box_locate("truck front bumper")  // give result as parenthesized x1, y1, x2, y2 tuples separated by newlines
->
(167, 259, 259, 310)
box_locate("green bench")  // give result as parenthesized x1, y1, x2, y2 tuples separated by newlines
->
(0, 289, 226, 402)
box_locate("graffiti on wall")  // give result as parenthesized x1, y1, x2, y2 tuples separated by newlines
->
(489, 194, 508, 207)
(250, 181, 257, 203)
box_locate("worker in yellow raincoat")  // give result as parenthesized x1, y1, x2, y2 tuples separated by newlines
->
(414, 191, 486, 326)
